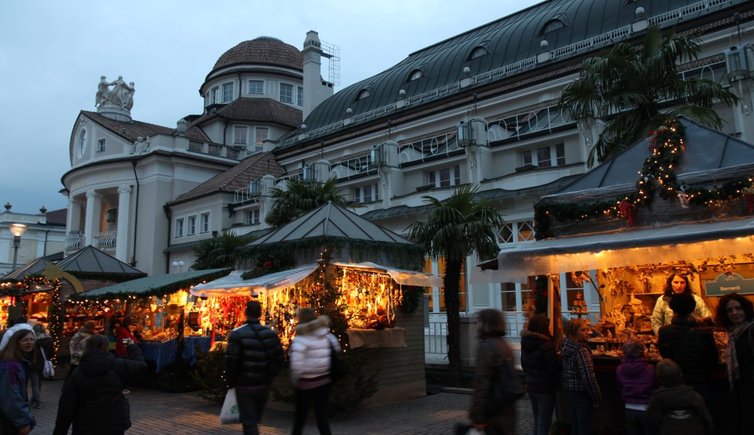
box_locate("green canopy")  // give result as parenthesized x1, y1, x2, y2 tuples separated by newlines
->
(70, 268, 230, 300)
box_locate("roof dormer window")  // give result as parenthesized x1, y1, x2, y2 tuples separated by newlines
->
(540, 17, 566, 35)
(469, 45, 489, 60)
(356, 89, 370, 100)
(408, 69, 424, 82)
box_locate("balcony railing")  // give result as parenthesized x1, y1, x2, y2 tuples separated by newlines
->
(66, 231, 86, 251)
(93, 230, 117, 249)
(330, 153, 376, 180)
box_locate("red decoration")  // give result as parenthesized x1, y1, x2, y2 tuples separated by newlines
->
(619, 201, 636, 226)
(746, 193, 754, 214)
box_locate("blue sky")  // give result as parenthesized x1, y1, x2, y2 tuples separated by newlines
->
(0, 0, 542, 214)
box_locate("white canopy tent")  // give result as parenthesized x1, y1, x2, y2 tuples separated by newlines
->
(190, 264, 318, 297)
(332, 261, 442, 287)
(478, 217, 754, 283)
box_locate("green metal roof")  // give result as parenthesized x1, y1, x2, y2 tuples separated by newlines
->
(71, 268, 230, 300)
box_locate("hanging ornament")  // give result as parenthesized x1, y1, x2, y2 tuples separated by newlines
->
(618, 200, 636, 226)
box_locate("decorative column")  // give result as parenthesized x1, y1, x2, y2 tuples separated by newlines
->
(115, 185, 132, 261)
(65, 197, 81, 252)
(83, 191, 100, 247)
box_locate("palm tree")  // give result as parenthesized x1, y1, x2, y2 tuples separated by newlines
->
(265, 177, 351, 227)
(192, 230, 252, 269)
(559, 25, 739, 166)
(407, 185, 503, 385)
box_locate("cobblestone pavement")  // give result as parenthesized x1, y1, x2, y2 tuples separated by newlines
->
(31, 379, 533, 434)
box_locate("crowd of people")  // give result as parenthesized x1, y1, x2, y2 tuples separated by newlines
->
(462, 290, 753, 435)
(2, 287, 753, 435)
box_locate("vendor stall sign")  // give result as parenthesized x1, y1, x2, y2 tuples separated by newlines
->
(705, 273, 754, 296)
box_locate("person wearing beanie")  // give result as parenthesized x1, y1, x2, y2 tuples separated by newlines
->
(657, 292, 718, 424)
(616, 339, 656, 435)
(225, 300, 283, 435)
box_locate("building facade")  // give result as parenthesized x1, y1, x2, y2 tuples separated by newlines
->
(62, 0, 754, 346)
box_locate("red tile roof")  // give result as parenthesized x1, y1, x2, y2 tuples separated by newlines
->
(192, 98, 302, 128)
(82, 111, 211, 144)
(170, 152, 286, 204)
(211, 37, 302, 73)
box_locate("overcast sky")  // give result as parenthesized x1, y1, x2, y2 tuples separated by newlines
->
(0, 0, 542, 215)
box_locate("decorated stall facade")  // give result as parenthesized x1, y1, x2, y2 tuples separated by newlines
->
(69, 268, 230, 372)
(195, 202, 439, 405)
(480, 117, 754, 431)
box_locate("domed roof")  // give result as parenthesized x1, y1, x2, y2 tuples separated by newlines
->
(211, 37, 302, 74)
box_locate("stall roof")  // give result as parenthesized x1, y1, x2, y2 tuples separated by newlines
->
(245, 201, 415, 248)
(3, 257, 56, 281)
(332, 261, 442, 287)
(72, 268, 230, 300)
(478, 217, 754, 282)
(190, 264, 318, 297)
(56, 246, 146, 278)
(548, 117, 754, 199)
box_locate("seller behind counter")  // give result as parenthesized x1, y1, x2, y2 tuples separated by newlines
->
(651, 273, 712, 334)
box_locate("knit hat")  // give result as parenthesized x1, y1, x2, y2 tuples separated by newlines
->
(622, 339, 645, 358)
(0, 323, 34, 351)
(669, 293, 696, 316)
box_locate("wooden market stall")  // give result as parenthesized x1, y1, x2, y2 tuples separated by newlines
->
(480, 117, 754, 433)
(195, 202, 440, 405)
(68, 268, 230, 372)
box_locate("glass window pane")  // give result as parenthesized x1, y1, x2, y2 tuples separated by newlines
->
(499, 223, 513, 244)
(517, 221, 535, 242)
(501, 282, 517, 312)
(556, 143, 566, 166)
(222, 83, 233, 102)
(280, 83, 293, 103)
(537, 147, 551, 167)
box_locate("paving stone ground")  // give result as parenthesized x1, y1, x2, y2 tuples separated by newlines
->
(31, 378, 533, 434)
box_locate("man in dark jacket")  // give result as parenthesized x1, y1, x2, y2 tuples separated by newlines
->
(658, 293, 718, 421)
(225, 300, 284, 435)
(52, 334, 146, 435)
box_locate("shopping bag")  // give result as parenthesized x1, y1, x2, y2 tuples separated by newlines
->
(219, 388, 240, 424)
(40, 348, 55, 379)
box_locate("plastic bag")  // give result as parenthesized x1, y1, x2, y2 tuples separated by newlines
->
(219, 388, 240, 424)
(41, 347, 55, 379)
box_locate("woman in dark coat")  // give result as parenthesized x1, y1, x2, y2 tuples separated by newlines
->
(715, 293, 754, 435)
(53, 334, 146, 435)
(520, 314, 560, 435)
(469, 309, 518, 435)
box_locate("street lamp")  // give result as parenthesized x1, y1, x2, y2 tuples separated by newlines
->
(9, 223, 27, 314)
(171, 260, 185, 273)
(9, 223, 27, 271)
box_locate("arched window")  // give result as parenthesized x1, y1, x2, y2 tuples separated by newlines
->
(469, 46, 488, 60)
(541, 18, 566, 35)
(407, 69, 424, 82)
(357, 89, 370, 100)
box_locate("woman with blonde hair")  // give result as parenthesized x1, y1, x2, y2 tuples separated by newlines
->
(0, 325, 37, 435)
(561, 318, 601, 435)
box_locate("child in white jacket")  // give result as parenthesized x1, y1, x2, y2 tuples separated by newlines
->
(289, 308, 340, 435)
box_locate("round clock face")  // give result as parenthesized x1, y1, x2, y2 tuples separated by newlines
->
(77, 129, 87, 158)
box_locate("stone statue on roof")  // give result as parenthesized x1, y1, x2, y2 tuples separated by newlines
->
(96, 75, 135, 109)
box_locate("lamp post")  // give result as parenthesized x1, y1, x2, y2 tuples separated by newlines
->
(9, 223, 27, 314)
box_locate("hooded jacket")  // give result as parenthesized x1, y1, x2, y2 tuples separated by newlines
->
(225, 318, 284, 388)
(52, 344, 146, 435)
(288, 316, 339, 386)
(647, 385, 713, 435)
(520, 331, 560, 394)
(616, 356, 655, 406)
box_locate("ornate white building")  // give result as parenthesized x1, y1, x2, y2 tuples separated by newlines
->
(62, 0, 754, 349)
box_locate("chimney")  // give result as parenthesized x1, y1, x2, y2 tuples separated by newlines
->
(302, 31, 334, 119)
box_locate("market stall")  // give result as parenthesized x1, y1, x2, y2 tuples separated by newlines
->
(68, 268, 230, 372)
(196, 202, 439, 405)
(479, 117, 754, 432)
